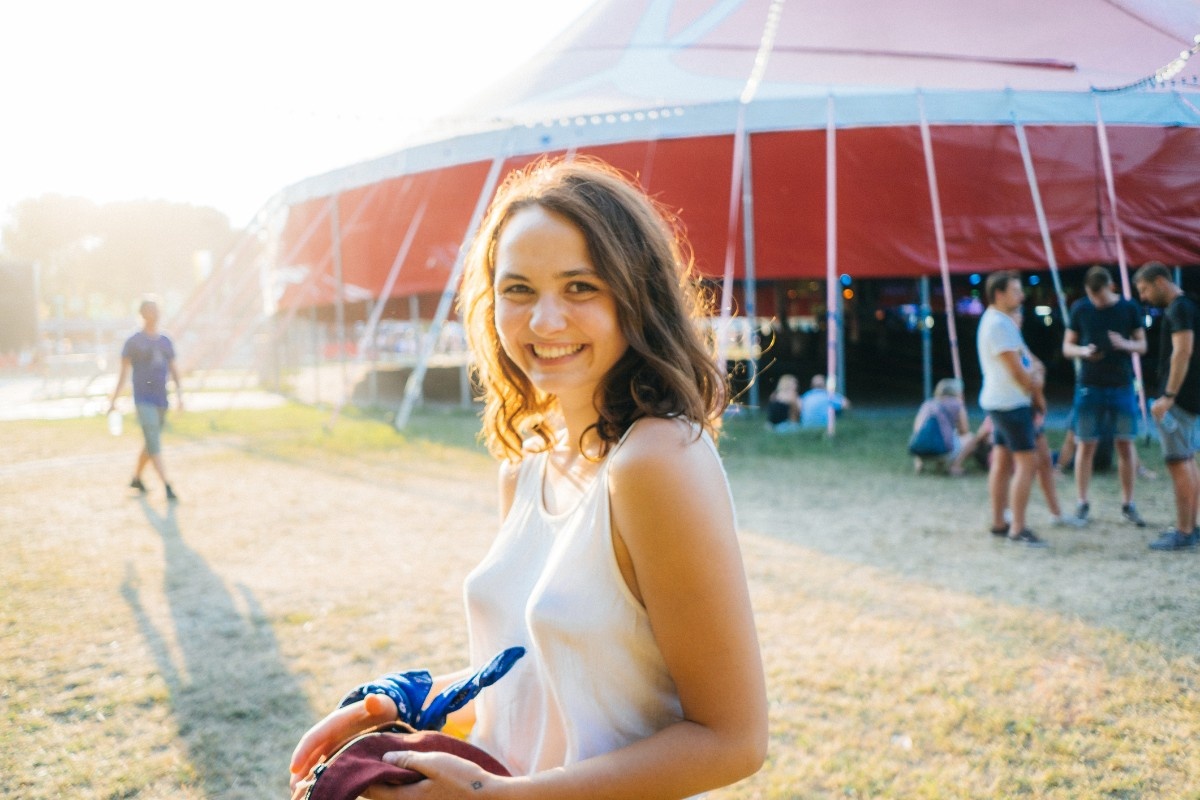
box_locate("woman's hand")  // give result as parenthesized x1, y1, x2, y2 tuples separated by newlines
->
(289, 695, 399, 790)
(361, 751, 513, 800)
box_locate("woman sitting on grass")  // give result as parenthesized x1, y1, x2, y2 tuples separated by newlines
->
(911, 378, 985, 476)
(289, 157, 768, 799)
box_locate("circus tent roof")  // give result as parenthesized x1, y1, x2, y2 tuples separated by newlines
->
(263, 0, 1200, 308)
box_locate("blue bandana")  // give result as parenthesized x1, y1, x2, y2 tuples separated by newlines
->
(338, 646, 525, 731)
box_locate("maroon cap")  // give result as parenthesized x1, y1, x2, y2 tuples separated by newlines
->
(295, 729, 510, 800)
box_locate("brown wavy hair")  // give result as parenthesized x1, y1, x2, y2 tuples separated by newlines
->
(458, 156, 727, 462)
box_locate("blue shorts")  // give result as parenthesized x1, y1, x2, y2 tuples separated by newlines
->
(1157, 405, 1197, 463)
(135, 403, 167, 456)
(988, 406, 1036, 453)
(1073, 385, 1138, 442)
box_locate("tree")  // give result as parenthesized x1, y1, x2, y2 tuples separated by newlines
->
(1, 194, 238, 318)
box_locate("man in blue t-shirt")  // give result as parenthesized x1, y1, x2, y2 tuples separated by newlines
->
(799, 374, 850, 428)
(1062, 265, 1147, 528)
(108, 298, 184, 501)
(1134, 262, 1200, 551)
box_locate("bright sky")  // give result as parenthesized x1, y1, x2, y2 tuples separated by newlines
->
(0, 0, 595, 229)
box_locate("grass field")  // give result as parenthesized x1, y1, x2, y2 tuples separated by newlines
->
(2, 403, 1197, 798)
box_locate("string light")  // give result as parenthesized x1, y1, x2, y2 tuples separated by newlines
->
(1095, 33, 1200, 93)
(531, 107, 685, 130)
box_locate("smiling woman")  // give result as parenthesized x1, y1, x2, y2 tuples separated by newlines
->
(288, 158, 768, 799)
(463, 158, 727, 461)
(491, 205, 629, 415)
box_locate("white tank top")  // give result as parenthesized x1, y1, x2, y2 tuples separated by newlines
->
(464, 424, 716, 778)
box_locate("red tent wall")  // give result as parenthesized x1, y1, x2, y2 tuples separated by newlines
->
(271, 122, 1200, 312)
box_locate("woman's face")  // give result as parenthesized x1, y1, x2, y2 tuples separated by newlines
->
(492, 205, 629, 415)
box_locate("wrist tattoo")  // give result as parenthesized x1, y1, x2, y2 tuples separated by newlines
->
(471, 780, 483, 790)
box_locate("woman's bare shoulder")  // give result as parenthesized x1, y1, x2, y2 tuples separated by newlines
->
(610, 417, 720, 483)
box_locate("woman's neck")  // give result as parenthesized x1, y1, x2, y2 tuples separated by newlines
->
(556, 398, 603, 460)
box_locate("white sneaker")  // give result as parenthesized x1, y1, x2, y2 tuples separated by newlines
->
(1051, 514, 1088, 528)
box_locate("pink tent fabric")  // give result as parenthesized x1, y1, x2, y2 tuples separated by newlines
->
(268, 0, 1200, 311)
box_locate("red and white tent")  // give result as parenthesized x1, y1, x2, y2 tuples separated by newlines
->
(270, 0, 1199, 297)
(186, 0, 1200, 418)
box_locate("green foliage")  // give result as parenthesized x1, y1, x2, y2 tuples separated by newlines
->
(0, 194, 237, 317)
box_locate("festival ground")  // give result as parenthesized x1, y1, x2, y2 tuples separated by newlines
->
(2, 405, 1197, 798)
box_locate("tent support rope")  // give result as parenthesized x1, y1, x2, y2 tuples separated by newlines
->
(825, 95, 839, 436)
(329, 186, 430, 426)
(395, 155, 507, 430)
(1095, 95, 1149, 433)
(1012, 116, 1070, 327)
(331, 194, 348, 412)
(918, 94, 963, 384)
(740, 137, 759, 410)
(717, 104, 748, 371)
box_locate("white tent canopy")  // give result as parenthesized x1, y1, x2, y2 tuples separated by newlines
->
(177, 0, 1200, 424)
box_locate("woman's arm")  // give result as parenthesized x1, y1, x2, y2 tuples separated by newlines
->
(369, 431, 768, 800)
(107, 357, 131, 413)
(371, 425, 767, 799)
(168, 359, 185, 411)
(956, 405, 970, 435)
(504, 419, 767, 799)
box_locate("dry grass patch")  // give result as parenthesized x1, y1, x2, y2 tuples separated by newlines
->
(2, 406, 1197, 798)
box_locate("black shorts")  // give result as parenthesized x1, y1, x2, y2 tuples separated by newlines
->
(988, 406, 1036, 453)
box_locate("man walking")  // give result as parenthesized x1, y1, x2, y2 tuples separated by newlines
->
(1061, 265, 1147, 527)
(108, 298, 183, 501)
(1134, 262, 1199, 550)
(978, 270, 1047, 547)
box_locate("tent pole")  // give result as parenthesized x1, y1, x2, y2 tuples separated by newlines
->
(1012, 116, 1070, 327)
(330, 194, 348, 411)
(920, 276, 932, 399)
(311, 303, 320, 405)
(181, 197, 332, 377)
(741, 134, 759, 410)
(1095, 94, 1149, 432)
(918, 94, 963, 384)
(825, 95, 838, 437)
(328, 191, 429, 426)
(395, 156, 507, 430)
(165, 196, 277, 355)
(222, 187, 384, 407)
(717, 105, 748, 373)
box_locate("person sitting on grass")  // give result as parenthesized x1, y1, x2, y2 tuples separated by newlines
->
(765, 373, 802, 432)
(800, 374, 850, 428)
(910, 378, 987, 476)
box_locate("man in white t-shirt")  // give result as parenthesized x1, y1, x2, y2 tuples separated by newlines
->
(977, 270, 1048, 547)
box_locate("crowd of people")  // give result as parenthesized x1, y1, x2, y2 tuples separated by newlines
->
(766, 373, 851, 432)
(951, 264, 1198, 552)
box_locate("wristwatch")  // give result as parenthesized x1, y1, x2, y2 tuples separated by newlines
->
(1163, 392, 1177, 399)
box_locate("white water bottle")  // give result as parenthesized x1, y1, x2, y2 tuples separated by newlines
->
(107, 409, 123, 436)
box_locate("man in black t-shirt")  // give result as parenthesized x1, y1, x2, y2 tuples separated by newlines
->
(1134, 262, 1200, 550)
(1063, 266, 1147, 527)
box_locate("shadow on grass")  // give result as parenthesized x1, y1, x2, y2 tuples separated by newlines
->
(719, 412, 1200, 658)
(121, 499, 312, 797)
